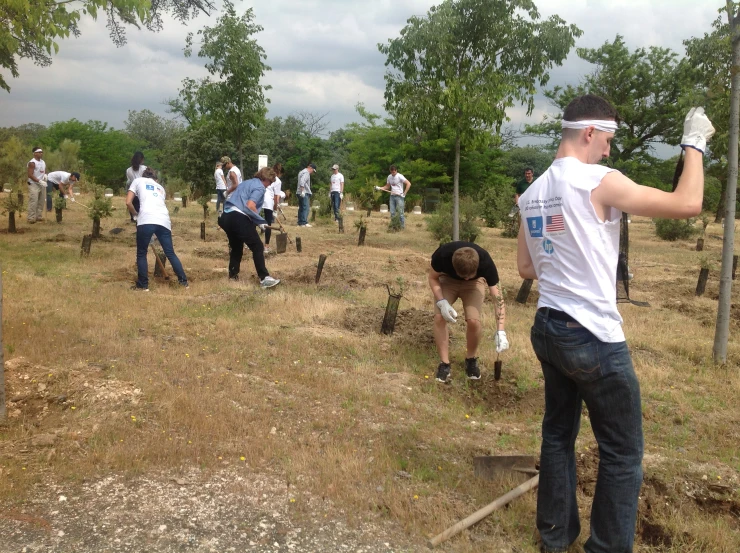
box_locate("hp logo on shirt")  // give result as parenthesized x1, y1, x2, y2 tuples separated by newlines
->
(542, 239, 554, 255)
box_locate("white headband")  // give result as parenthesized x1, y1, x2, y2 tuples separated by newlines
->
(33, 148, 43, 153)
(561, 119, 618, 133)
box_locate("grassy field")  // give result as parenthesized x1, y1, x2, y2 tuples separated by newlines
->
(1, 194, 739, 551)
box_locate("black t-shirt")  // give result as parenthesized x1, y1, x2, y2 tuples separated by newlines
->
(431, 241, 499, 287)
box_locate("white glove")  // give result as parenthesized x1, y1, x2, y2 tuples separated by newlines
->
(340, 193, 343, 200)
(258, 224, 268, 230)
(436, 299, 458, 324)
(70, 197, 75, 202)
(495, 330, 510, 353)
(374, 186, 381, 191)
(681, 107, 715, 154)
(401, 193, 406, 198)
(298, 190, 305, 198)
(39, 179, 48, 188)
(64, 195, 70, 199)
(133, 215, 138, 222)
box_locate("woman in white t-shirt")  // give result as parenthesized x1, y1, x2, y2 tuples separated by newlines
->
(262, 162, 286, 252)
(126, 152, 147, 223)
(214, 161, 227, 213)
(126, 168, 188, 291)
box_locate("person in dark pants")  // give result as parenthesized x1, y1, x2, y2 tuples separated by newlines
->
(218, 166, 281, 289)
(126, 168, 188, 291)
(517, 95, 715, 553)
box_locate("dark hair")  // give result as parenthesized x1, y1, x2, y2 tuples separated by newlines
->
(272, 162, 283, 177)
(389, 165, 397, 171)
(563, 94, 619, 123)
(32, 146, 41, 153)
(524, 167, 533, 173)
(142, 167, 157, 180)
(131, 151, 145, 171)
(70, 172, 80, 179)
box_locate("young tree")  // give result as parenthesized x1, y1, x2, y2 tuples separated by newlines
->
(0, 0, 213, 92)
(173, 1, 271, 171)
(525, 35, 692, 169)
(712, 1, 740, 364)
(378, 0, 581, 239)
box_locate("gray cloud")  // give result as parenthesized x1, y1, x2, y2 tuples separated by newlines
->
(0, 0, 725, 137)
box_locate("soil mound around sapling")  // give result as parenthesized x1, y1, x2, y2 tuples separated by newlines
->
(193, 246, 227, 259)
(341, 307, 435, 344)
(287, 261, 374, 290)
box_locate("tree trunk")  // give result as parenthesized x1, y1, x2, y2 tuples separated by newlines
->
(713, 2, 740, 364)
(182, 196, 188, 208)
(17, 192, 23, 208)
(696, 237, 704, 251)
(8, 212, 16, 234)
(696, 268, 710, 296)
(453, 133, 461, 241)
(715, 176, 727, 223)
(200, 222, 206, 241)
(295, 236, 302, 253)
(358, 226, 367, 246)
(92, 218, 101, 239)
(55, 208, 63, 223)
(239, 145, 244, 176)
(0, 267, 5, 420)
(381, 293, 402, 335)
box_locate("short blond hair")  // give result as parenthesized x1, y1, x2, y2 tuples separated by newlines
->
(451, 247, 479, 279)
(254, 166, 276, 183)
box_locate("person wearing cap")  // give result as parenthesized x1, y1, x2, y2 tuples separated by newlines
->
(27, 146, 47, 223)
(46, 171, 80, 205)
(374, 165, 411, 229)
(218, 166, 281, 289)
(126, 168, 189, 291)
(517, 94, 715, 552)
(214, 161, 227, 214)
(329, 164, 345, 222)
(221, 156, 242, 198)
(296, 162, 316, 227)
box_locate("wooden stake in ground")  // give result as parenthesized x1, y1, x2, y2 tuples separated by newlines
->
(358, 227, 367, 246)
(428, 474, 539, 548)
(696, 267, 709, 296)
(338, 217, 344, 234)
(515, 279, 533, 304)
(276, 233, 287, 254)
(151, 243, 169, 279)
(380, 288, 402, 335)
(316, 254, 327, 284)
(80, 234, 92, 257)
(0, 265, 5, 420)
(201, 222, 206, 241)
(733, 254, 738, 280)
(295, 236, 302, 253)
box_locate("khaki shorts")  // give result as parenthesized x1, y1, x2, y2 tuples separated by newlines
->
(435, 276, 487, 321)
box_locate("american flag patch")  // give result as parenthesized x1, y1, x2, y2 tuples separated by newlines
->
(546, 214, 565, 232)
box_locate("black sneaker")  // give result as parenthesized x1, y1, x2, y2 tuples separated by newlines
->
(465, 357, 481, 380)
(435, 362, 451, 383)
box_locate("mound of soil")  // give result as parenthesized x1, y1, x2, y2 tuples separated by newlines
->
(193, 246, 228, 259)
(341, 307, 435, 344)
(287, 261, 374, 290)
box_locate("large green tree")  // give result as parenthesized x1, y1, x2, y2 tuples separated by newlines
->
(525, 36, 693, 170)
(0, 0, 212, 92)
(378, 0, 581, 239)
(170, 1, 270, 171)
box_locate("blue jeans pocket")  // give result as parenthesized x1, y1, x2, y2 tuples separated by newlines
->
(552, 336, 601, 382)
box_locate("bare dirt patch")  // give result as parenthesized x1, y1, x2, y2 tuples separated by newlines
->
(286, 260, 374, 290)
(340, 307, 435, 345)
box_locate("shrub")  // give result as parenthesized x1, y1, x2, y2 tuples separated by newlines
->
(480, 184, 513, 228)
(388, 213, 403, 232)
(426, 197, 481, 244)
(654, 218, 697, 241)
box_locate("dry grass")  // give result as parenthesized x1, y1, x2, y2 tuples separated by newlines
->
(0, 195, 739, 551)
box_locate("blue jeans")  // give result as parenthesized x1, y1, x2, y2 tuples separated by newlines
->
(136, 224, 188, 289)
(389, 195, 405, 228)
(297, 193, 311, 225)
(330, 191, 342, 220)
(531, 308, 643, 553)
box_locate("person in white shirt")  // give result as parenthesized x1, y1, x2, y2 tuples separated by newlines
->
(517, 94, 715, 553)
(126, 152, 147, 223)
(329, 164, 344, 222)
(26, 146, 46, 223)
(221, 156, 242, 198)
(375, 165, 411, 229)
(262, 162, 286, 252)
(214, 161, 227, 213)
(126, 168, 188, 291)
(46, 171, 80, 202)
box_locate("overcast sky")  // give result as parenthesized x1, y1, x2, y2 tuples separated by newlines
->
(0, 0, 726, 143)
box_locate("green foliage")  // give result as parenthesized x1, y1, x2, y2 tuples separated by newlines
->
(124, 110, 183, 169)
(44, 119, 142, 187)
(0, 135, 29, 186)
(0, 0, 209, 92)
(388, 214, 403, 233)
(53, 196, 67, 211)
(654, 218, 697, 241)
(502, 211, 520, 239)
(703, 176, 722, 213)
(480, 184, 513, 228)
(42, 139, 82, 174)
(1, 190, 23, 215)
(88, 186, 114, 221)
(426, 198, 481, 244)
(354, 216, 368, 231)
(525, 35, 692, 166)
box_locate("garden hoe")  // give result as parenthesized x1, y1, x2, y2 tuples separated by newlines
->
(428, 455, 538, 548)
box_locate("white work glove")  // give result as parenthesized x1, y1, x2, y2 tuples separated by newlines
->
(39, 179, 48, 188)
(64, 195, 70, 199)
(258, 223, 268, 230)
(436, 299, 458, 324)
(298, 190, 305, 198)
(374, 186, 381, 191)
(495, 330, 510, 353)
(70, 197, 75, 202)
(133, 215, 138, 222)
(680, 107, 715, 154)
(340, 193, 343, 200)
(401, 193, 406, 198)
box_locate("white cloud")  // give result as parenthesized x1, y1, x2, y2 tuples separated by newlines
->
(0, 0, 726, 134)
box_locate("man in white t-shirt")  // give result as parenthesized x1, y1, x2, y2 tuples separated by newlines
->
(214, 162, 227, 213)
(375, 165, 411, 229)
(46, 171, 80, 201)
(517, 94, 714, 553)
(329, 164, 344, 222)
(221, 156, 242, 199)
(126, 168, 189, 291)
(27, 146, 46, 223)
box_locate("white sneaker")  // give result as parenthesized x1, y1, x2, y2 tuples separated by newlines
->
(260, 276, 281, 289)
(304, 223, 312, 228)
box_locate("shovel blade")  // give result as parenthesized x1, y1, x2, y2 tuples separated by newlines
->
(474, 455, 537, 480)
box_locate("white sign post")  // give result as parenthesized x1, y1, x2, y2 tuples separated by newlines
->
(258, 155, 268, 170)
